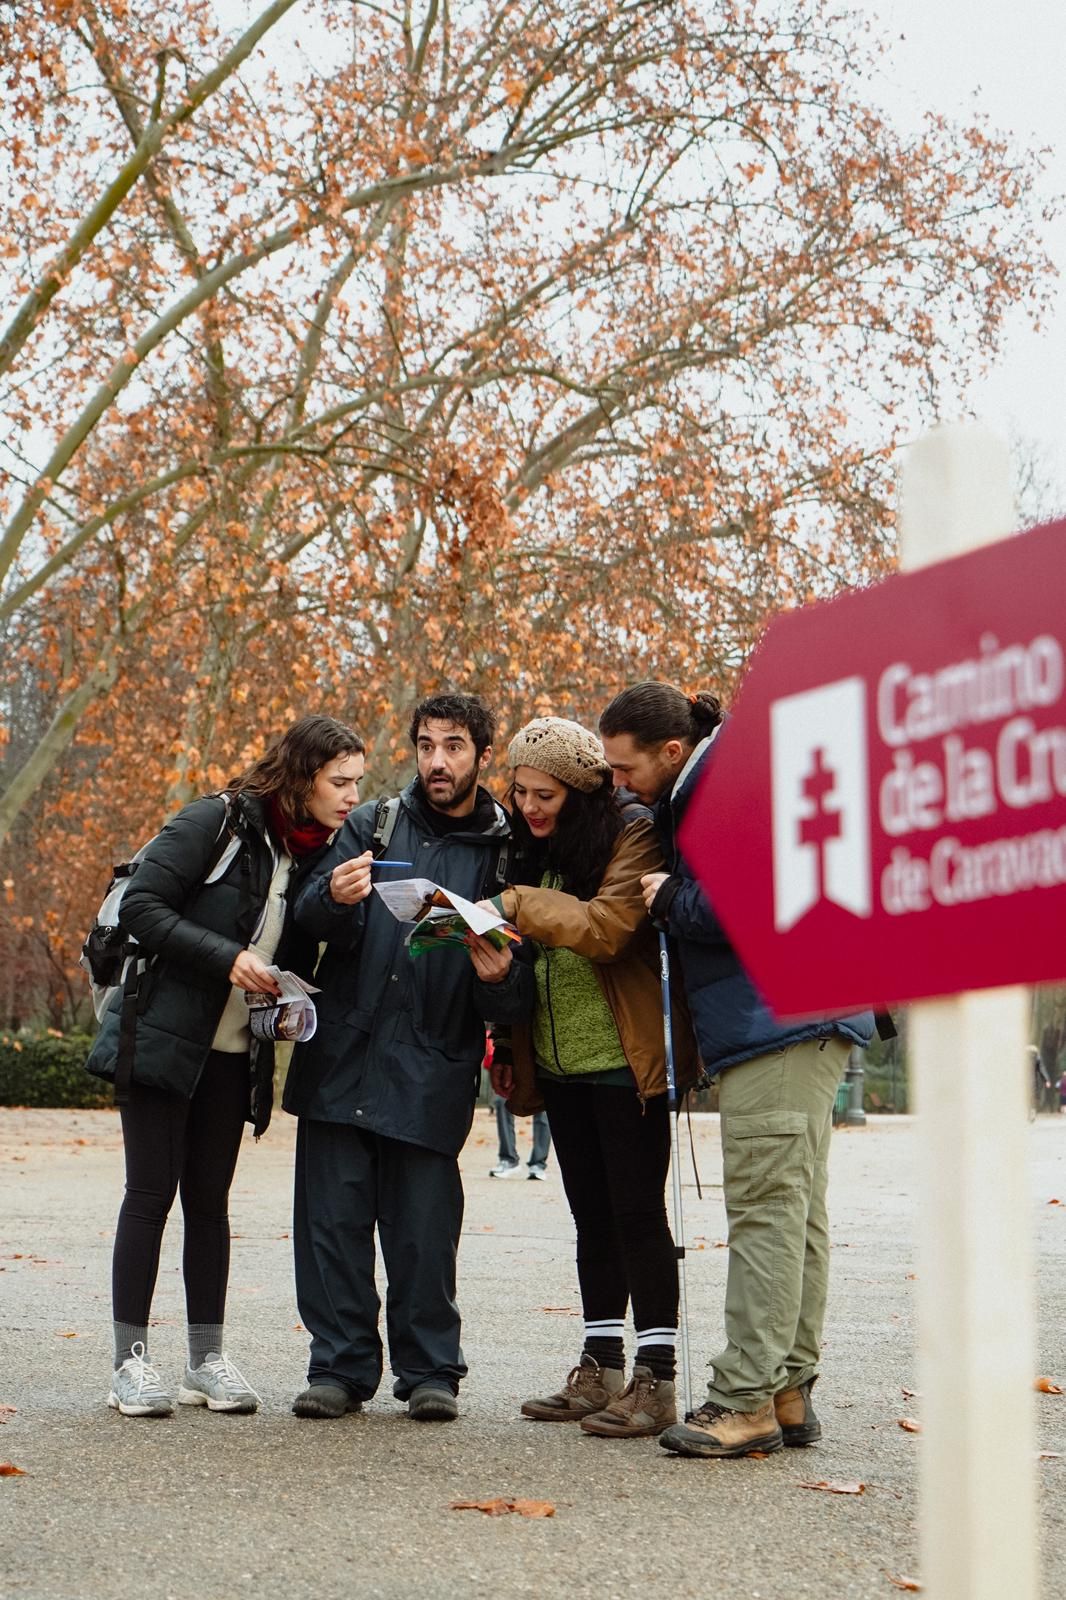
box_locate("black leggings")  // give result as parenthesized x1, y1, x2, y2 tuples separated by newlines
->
(539, 1078, 678, 1332)
(112, 1051, 250, 1326)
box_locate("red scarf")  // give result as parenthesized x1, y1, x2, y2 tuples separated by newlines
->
(267, 797, 333, 859)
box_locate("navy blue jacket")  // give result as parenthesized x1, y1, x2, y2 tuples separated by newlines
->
(651, 739, 874, 1075)
(282, 781, 531, 1156)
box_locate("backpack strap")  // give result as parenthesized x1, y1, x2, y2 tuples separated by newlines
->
(487, 839, 511, 897)
(372, 797, 401, 859)
(114, 957, 145, 1106)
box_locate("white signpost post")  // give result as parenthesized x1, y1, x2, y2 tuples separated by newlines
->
(900, 424, 1038, 1600)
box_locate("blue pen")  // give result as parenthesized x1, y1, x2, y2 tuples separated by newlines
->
(371, 860, 413, 868)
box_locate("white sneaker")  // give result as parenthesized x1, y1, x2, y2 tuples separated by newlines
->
(489, 1162, 522, 1178)
(177, 1352, 260, 1413)
(527, 1164, 548, 1180)
(108, 1342, 173, 1417)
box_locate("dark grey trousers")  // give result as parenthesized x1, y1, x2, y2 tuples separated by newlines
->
(294, 1118, 467, 1400)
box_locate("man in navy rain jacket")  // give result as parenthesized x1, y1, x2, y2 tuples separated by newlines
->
(284, 694, 528, 1422)
(601, 681, 874, 1460)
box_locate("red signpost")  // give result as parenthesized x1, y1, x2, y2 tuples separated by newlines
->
(679, 516, 1066, 1017)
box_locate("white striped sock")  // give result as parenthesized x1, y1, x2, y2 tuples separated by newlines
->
(584, 1319, 625, 1342)
(636, 1327, 677, 1349)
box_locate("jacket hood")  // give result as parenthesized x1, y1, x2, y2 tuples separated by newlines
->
(669, 720, 725, 816)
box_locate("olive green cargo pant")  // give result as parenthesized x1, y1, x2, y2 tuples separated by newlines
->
(705, 1036, 851, 1412)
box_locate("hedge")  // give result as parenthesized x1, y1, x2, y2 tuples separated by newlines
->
(0, 1032, 112, 1109)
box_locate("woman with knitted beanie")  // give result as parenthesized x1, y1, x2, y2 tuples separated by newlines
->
(471, 716, 697, 1439)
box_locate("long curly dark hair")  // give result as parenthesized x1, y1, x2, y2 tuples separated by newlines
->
(508, 774, 623, 900)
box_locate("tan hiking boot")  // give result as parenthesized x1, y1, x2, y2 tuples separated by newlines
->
(580, 1364, 677, 1439)
(774, 1377, 821, 1447)
(658, 1397, 783, 1458)
(520, 1354, 625, 1422)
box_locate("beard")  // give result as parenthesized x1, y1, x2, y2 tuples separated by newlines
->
(420, 757, 480, 813)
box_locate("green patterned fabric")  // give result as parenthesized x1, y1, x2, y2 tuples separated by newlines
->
(530, 874, 627, 1077)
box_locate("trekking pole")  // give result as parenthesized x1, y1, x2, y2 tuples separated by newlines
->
(658, 930, 693, 1419)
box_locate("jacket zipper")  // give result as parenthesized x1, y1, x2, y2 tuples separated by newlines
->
(542, 944, 566, 1074)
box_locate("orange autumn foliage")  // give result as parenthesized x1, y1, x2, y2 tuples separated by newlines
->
(0, 1, 1052, 1024)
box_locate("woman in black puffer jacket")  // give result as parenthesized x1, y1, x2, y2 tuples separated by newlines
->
(85, 714, 364, 1418)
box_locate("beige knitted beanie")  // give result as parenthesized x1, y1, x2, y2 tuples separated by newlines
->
(507, 716, 611, 793)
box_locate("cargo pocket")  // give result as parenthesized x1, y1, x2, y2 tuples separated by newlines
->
(723, 1110, 809, 1205)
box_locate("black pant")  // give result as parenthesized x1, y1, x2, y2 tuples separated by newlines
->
(539, 1078, 678, 1332)
(294, 1119, 468, 1400)
(112, 1051, 250, 1326)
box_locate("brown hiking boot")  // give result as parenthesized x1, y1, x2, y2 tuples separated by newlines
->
(658, 1397, 783, 1458)
(774, 1377, 821, 1447)
(580, 1365, 677, 1439)
(520, 1354, 625, 1422)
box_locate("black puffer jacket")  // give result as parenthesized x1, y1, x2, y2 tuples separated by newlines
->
(282, 780, 532, 1156)
(85, 792, 320, 1133)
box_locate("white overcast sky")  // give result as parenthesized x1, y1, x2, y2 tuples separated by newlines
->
(860, 0, 1065, 495)
(215, 1, 1065, 496)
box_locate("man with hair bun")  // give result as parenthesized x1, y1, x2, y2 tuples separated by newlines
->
(600, 681, 875, 1460)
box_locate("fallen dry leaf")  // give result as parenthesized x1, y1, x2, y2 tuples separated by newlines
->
(509, 1499, 556, 1519)
(898, 1417, 922, 1433)
(54, 1331, 78, 1339)
(885, 1575, 923, 1592)
(1037, 1451, 1062, 1461)
(0, 1462, 26, 1476)
(1035, 1377, 1064, 1395)
(0, 1405, 15, 1422)
(452, 1498, 513, 1516)
(798, 1479, 866, 1495)
(1047, 1198, 1062, 1206)
(450, 1497, 555, 1518)
(901, 1387, 918, 1400)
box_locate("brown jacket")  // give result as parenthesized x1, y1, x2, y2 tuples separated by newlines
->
(498, 818, 699, 1114)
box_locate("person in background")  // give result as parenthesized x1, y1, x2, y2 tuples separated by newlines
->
(485, 716, 697, 1440)
(600, 681, 875, 1460)
(484, 1034, 551, 1179)
(85, 715, 364, 1417)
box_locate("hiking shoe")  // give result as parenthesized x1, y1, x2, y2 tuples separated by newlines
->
(108, 1342, 173, 1418)
(521, 1354, 626, 1422)
(490, 1162, 522, 1178)
(775, 1376, 822, 1446)
(659, 1397, 783, 1458)
(527, 1164, 548, 1180)
(292, 1382, 362, 1419)
(177, 1352, 260, 1414)
(408, 1383, 458, 1422)
(580, 1365, 677, 1439)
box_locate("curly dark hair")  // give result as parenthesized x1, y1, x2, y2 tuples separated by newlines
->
(508, 774, 623, 900)
(229, 714, 364, 827)
(407, 692, 497, 757)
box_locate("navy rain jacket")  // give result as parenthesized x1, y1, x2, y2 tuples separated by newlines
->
(282, 780, 532, 1156)
(650, 736, 875, 1075)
